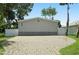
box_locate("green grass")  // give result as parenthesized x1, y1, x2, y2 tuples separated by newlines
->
(0, 33, 13, 54)
(59, 35, 79, 55)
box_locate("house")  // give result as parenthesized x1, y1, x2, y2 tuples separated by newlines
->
(68, 25, 78, 35)
(18, 17, 59, 35)
(58, 24, 79, 35)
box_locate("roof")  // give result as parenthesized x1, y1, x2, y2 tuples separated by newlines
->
(18, 17, 59, 23)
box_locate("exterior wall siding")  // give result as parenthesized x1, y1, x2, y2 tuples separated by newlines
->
(18, 19, 58, 35)
(68, 26, 78, 35)
(58, 26, 78, 35)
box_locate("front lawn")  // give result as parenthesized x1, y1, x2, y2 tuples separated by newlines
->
(0, 33, 13, 54)
(59, 35, 79, 55)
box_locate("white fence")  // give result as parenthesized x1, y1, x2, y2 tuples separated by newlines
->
(5, 29, 18, 36)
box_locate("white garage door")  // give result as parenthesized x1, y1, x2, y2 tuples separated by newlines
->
(19, 20, 58, 35)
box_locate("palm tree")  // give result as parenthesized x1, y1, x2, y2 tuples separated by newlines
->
(47, 6, 57, 20)
(60, 3, 71, 36)
(41, 7, 57, 20)
(41, 8, 47, 18)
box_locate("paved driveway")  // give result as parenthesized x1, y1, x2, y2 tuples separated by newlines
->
(4, 36, 75, 55)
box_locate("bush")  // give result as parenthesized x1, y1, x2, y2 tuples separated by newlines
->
(0, 33, 5, 37)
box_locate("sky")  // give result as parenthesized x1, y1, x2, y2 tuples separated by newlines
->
(24, 3, 79, 26)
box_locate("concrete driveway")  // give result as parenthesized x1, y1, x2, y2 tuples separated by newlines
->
(4, 36, 75, 55)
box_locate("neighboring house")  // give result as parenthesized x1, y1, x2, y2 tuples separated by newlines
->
(68, 25, 78, 35)
(58, 25, 78, 35)
(18, 17, 59, 35)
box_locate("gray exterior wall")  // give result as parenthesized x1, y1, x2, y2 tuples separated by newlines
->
(18, 18, 58, 35)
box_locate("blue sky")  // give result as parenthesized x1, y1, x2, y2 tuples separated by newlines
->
(24, 3, 79, 26)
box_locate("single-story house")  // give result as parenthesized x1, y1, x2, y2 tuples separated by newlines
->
(68, 25, 79, 35)
(18, 17, 59, 35)
(58, 24, 79, 35)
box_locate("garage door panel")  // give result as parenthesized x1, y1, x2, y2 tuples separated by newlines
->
(19, 32, 57, 36)
(19, 19, 58, 35)
(20, 21, 57, 32)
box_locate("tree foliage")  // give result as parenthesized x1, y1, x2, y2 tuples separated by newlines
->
(17, 3, 34, 20)
(47, 6, 57, 20)
(0, 3, 34, 20)
(0, 15, 6, 33)
(58, 21, 61, 28)
(41, 8, 47, 18)
(0, 3, 34, 29)
(41, 6, 57, 20)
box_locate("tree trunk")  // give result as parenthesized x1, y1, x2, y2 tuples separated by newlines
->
(66, 4, 69, 36)
(77, 26, 79, 38)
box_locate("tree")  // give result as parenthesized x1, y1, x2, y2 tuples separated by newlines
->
(47, 6, 57, 20)
(0, 14, 6, 33)
(41, 8, 47, 18)
(60, 3, 72, 36)
(0, 3, 34, 29)
(41, 6, 57, 20)
(76, 22, 79, 38)
(17, 3, 34, 20)
(77, 26, 79, 38)
(58, 21, 61, 28)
